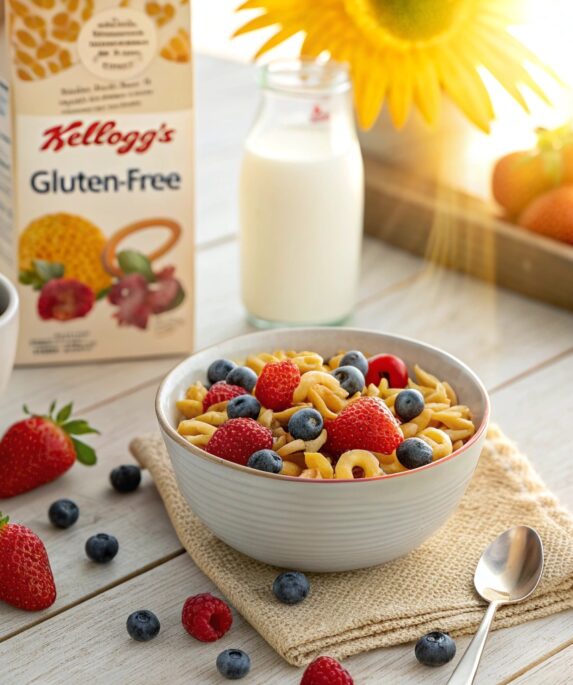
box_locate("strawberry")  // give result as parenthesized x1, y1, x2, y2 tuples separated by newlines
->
(326, 396, 403, 457)
(203, 382, 248, 412)
(206, 418, 272, 465)
(37, 278, 95, 321)
(0, 513, 56, 611)
(255, 360, 301, 411)
(0, 402, 98, 498)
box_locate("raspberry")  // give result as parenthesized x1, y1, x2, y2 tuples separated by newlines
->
(203, 382, 248, 412)
(301, 656, 354, 685)
(206, 418, 273, 465)
(181, 593, 232, 642)
(326, 396, 403, 457)
(255, 360, 301, 411)
(37, 278, 95, 321)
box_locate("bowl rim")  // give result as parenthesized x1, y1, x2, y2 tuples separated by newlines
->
(156, 327, 491, 484)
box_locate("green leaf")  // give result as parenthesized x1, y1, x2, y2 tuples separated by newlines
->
(33, 259, 64, 283)
(62, 420, 100, 436)
(117, 250, 155, 282)
(96, 287, 111, 301)
(72, 438, 97, 466)
(0, 513, 9, 528)
(56, 402, 73, 423)
(49, 400, 57, 417)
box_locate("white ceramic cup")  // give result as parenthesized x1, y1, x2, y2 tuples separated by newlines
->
(0, 273, 19, 395)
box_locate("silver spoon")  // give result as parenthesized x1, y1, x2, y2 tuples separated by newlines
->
(447, 526, 544, 685)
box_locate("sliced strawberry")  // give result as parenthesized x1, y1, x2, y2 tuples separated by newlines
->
(206, 418, 272, 465)
(255, 360, 301, 411)
(325, 396, 403, 457)
(203, 383, 248, 412)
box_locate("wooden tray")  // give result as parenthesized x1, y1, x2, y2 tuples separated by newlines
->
(364, 156, 573, 311)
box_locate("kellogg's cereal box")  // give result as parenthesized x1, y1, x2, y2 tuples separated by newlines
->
(0, 0, 194, 363)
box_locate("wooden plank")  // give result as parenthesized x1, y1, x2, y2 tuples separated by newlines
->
(2, 553, 571, 684)
(363, 156, 573, 312)
(507, 644, 573, 685)
(0, 382, 182, 641)
(492, 353, 573, 504)
(350, 265, 573, 391)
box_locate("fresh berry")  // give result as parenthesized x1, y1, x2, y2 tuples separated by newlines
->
(227, 395, 261, 420)
(366, 354, 409, 388)
(126, 609, 161, 642)
(226, 366, 258, 392)
(0, 402, 98, 498)
(48, 499, 79, 529)
(255, 360, 301, 411)
(331, 366, 365, 396)
(394, 389, 425, 422)
(203, 382, 248, 412)
(247, 449, 282, 473)
(415, 631, 456, 667)
(288, 408, 324, 441)
(207, 359, 237, 385)
(325, 396, 403, 457)
(301, 656, 354, 685)
(0, 513, 56, 611)
(206, 418, 272, 466)
(339, 350, 368, 376)
(216, 649, 251, 680)
(272, 571, 310, 605)
(38, 278, 95, 321)
(85, 533, 119, 563)
(396, 438, 433, 470)
(110, 464, 142, 493)
(181, 593, 233, 642)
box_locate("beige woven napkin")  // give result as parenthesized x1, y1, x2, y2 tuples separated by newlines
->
(130, 426, 573, 667)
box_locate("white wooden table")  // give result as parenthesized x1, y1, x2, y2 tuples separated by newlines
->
(2, 56, 573, 684)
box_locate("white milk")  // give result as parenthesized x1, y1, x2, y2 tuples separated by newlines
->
(240, 125, 364, 325)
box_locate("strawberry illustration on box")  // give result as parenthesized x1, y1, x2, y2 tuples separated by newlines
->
(18, 214, 185, 329)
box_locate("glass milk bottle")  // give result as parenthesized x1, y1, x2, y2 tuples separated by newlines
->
(239, 59, 364, 327)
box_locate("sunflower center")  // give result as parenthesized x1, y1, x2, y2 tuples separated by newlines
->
(347, 0, 470, 43)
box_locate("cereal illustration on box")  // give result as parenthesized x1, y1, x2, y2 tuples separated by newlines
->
(19, 213, 185, 329)
(0, 0, 195, 363)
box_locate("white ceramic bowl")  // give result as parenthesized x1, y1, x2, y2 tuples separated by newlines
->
(0, 273, 19, 396)
(156, 328, 490, 572)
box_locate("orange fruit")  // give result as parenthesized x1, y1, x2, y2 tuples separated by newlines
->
(518, 186, 573, 246)
(492, 151, 556, 217)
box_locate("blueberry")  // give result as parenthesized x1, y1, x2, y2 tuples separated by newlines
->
(48, 499, 79, 529)
(395, 389, 425, 422)
(339, 350, 368, 376)
(396, 438, 433, 470)
(332, 365, 365, 395)
(85, 533, 119, 563)
(247, 449, 282, 474)
(272, 571, 310, 605)
(110, 465, 141, 493)
(216, 649, 251, 680)
(226, 366, 258, 392)
(287, 408, 324, 441)
(207, 359, 236, 385)
(227, 394, 261, 420)
(415, 631, 456, 667)
(126, 610, 161, 642)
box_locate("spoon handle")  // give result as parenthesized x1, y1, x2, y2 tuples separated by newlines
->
(447, 601, 501, 685)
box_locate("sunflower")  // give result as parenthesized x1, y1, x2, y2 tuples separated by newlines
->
(233, 0, 554, 131)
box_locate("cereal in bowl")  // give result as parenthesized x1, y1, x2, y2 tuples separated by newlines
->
(176, 350, 476, 479)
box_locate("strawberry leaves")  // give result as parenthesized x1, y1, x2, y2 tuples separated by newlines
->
(19, 260, 65, 291)
(23, 402, 99, 466)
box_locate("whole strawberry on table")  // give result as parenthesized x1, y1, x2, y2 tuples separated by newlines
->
(0, 402, 98, 498)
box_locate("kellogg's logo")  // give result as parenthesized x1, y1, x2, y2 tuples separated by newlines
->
(40, 120, 175, 155)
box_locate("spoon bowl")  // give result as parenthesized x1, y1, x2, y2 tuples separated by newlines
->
(448, 526, 544, 685)
(475, 526, 544, 604)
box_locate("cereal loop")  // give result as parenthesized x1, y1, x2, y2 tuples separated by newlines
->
(335, 450, 382, 479)
(304, 452, 333, 479)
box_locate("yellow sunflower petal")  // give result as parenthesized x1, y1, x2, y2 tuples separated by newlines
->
(412, 49, 441, 126)
(352, 49, 387, 129)
(386, 50, 414, 130)
(254, 26, 301, 58)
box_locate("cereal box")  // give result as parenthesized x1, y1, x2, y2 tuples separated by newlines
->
(0, 0, 194, 363)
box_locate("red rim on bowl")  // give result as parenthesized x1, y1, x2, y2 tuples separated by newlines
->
(155, 328, 491, 484)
